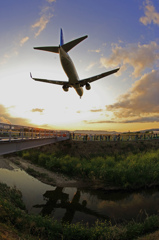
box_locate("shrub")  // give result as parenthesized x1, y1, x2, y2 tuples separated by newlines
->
(21, 149, 159, 189)
(22, 151, 31, 160)
(38, 153, 50, 167)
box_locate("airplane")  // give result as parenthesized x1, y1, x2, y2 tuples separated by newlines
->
(30, 29, 119, 98)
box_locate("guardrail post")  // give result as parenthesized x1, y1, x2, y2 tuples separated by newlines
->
(9, 125, 11, 142)
(9, 131, 11, 142)
(21, 128, 24, 140)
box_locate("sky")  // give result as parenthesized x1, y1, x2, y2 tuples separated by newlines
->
(0, 0, 159, 132)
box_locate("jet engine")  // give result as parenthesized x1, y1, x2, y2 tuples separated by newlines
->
(63, 85, 69, 92)
(85, 83, 91, 90)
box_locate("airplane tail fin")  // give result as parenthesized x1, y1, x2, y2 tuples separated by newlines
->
(60, 28, 64, 46)
(34, 29, 88, 54)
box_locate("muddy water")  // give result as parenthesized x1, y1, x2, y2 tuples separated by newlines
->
(0, 162, 159, 225)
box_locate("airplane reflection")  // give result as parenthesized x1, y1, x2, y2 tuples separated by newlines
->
(33, 187, 107, 224)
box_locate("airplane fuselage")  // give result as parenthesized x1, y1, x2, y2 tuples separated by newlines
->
(32, 29, 120, 97)
(59, 46, 83, 97)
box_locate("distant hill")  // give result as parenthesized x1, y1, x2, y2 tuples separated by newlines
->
(139, 129, 159, 133)
(71, 130, 119, 135)
(71, 129, 159, 135)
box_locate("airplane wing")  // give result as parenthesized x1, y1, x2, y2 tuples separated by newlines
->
(79, 68, 120, 86)
(30, 73, 69, 86)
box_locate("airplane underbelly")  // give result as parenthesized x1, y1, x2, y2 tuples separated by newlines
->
(61, 56, 79, 80)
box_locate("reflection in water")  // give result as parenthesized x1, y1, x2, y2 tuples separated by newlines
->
(0, 164, 159, 225)
(33, 186, 159, 224)
(33, 188, 107, 224)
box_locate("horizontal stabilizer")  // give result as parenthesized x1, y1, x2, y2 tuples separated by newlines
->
(34, 35, 88, 54)
(62, 35, 88, 52)
(34, 46, 59, 53)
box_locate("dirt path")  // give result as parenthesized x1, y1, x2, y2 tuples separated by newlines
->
(0, 156, 93, 188)
(0, 156, 14, 170)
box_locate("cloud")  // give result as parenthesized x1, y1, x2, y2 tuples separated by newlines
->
(83, 120, 114, 124)
(32, 16, 50, 37)
(100, 41, 159, 77)
(0, 104, 32, 126)
(123, 116, 159, 123)
(86, 62, 96, 71)
(88, 49, 101, 53)
(32, 6, 54, 37)
(84, 116, 159, 124)
(46, 0, 56, 2)
(31, 108, 44, 113)
(140, 0, 159, 26)
(0, 117, 11, 124)
(0, 49, 18, 65)
(0, 36, 29, 65)
(20, 36, 29, 46)
(90, 109, 103, 113)
(105, 70, 159, 123)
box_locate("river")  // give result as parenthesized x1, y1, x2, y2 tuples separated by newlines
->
(0, 160, 159, 225)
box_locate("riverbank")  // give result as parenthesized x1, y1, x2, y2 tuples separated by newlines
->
(1, 148, 159, 239)
(4, 155, 94, 188)
(11, 143, 159, 191)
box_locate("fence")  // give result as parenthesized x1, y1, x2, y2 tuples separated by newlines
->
(71, 133, 159, 142)
(0, 123, 70, 142)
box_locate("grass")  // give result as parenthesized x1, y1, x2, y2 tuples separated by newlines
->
(20, 148, 159, 189)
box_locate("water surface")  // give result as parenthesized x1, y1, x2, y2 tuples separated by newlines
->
(0, 162, 159, 225)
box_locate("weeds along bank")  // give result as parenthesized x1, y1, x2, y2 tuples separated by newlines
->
(24, 139, 159, 158)
(17, 139, 159, 189)
(1, 182, 159, 240)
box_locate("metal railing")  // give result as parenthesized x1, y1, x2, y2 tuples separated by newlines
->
(0, 123, 70, 142)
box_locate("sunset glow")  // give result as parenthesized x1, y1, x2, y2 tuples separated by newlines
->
(0, 0, 159, 132)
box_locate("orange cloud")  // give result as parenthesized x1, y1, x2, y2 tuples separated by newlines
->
(0, 104, 32, 126)
(90, 109, 103, 113)
(20, 36, 29, 46)
(100, 42, 159, 78)
(46, 0, 56, 2)
(32, 7, 54, 37)
(0, 49, 18, 65)
(106, 70, 159, 122)
(88, 49, 101, 53)
(0, 117, 11, 124)
(140, 0, 159, 26)
(86, 62, 97, 71)
(31, 108, 44, 113)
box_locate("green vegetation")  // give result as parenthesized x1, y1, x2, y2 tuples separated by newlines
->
(26, 167, 54, 183)
(1, 182, 159, 239)
(20, 148, 159, 189)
